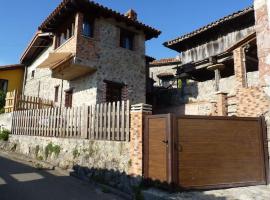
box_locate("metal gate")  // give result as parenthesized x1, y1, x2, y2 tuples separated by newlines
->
(143, 114, 269, 189)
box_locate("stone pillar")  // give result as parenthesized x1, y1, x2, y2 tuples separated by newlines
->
(214, 69, 221, 91)
(254, 0, 270, 95)
(216, 92, 228, 116)
(263, 111, 270, 179)
(233, 47, 247, 88)
(129, 104, 152, 176)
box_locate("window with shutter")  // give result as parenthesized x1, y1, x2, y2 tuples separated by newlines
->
(65, 89, 73, 108)
(104, 80, 125, 102)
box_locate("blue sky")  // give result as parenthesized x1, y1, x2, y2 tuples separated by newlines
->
(0, 0, 253, 65)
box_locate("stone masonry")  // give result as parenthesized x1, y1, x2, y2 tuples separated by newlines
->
(24, 12, 147, 106)
(233, 48, 247, 88)
(255, 0, 270, 91)
(129, 104, 152, 176)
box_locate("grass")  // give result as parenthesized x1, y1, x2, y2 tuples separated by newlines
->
(45, 142, 61, 159)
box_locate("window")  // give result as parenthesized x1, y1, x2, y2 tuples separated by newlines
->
(0, 79, 8, 93)
(105, 81, 124, 102)
(65, 89, 73, 108)
(55, 16, 75, 48)
(157, 74, 175, 88)
(82, 16, 94, 37)
(54, 86, 59, 103)
(120, 29, 134, 50)
(31, 70, 35, 78)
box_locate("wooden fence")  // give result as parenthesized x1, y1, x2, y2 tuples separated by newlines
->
(11, 101, 130, 141)
(5, 90, 54, 113)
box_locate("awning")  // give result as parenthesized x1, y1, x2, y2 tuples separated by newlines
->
(37, 52, 73, 69)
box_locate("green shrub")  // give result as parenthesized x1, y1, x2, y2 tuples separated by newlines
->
(72, 148, 80, 159)
(0, 129, 10, 141)
(45, 142, 61, 158)
(0, 90, 6, 113)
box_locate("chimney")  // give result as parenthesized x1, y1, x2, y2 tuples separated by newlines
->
(125, 9, 137, 21)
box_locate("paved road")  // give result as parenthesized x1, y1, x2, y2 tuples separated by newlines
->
(0, 155, 124, 200)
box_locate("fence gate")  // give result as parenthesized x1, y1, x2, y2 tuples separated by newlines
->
(143, 114, 174, 183)
(144, 114, 269, 189)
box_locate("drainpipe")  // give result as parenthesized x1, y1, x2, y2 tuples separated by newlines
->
(60, 79, 64, 108)
(22, 66, 28, 95)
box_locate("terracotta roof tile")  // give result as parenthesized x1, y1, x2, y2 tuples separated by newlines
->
(157, 72, 175, 78)
(164, 6, 254, 48)
(39, 0, 161, 40)
(150, 58, 181, 66)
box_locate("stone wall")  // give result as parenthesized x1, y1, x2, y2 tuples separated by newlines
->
(0, 113, 12, 131)
(5, 135, 130, 172)
(247, 71, 260, 87)
(263, 110, 270, 176)
(24, 12, 146, 106)
(0, 134, 138, 193)
(236, 87, 270, 117)
(0, 105, 148, 193)
(152, 70, 264, 116)
(149, 64, 178, 87)
(155, 102, 214, 116)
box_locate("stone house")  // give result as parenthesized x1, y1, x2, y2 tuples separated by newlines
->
(150, 5, 270, 117)
(20, 0, 160, 107)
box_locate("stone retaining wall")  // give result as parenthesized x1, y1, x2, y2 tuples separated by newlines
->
(4, 135, 130, 172)
(0, 113, 12, 131)
(0, 134, 141, 193)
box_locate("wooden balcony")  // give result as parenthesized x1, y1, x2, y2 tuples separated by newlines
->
(38, 52, 96, 80)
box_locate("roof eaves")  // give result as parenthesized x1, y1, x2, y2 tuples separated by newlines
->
(164, 6, 254, 47)
(38, 0, 161, 40)
(0, 64, 25, 70)
(149, 58, 181, 67)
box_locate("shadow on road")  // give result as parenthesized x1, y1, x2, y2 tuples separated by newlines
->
(0, 156, 122, 200)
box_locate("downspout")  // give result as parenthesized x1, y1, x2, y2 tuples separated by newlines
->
(60, 78, 64, 107)
(22, 66, 28, 95)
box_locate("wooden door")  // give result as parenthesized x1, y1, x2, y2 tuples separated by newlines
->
(144, 114, 174, 183)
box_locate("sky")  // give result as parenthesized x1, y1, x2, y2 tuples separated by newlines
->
(0, 0, 253, 65)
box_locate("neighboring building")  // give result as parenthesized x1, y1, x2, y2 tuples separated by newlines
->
(152, 6, 270, 117)
(149, 58, 181, 88)
(21, 0, 160, 107)
(0, 64, 25, 93)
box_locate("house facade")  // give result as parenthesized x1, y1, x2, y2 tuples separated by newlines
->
(0, 64, 25, 94)
(151, 5, 270, 117)
(21, 0, 160, 107)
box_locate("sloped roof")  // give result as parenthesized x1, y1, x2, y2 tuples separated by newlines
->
(150, 58, 181, 67)
(39, 0, 161, 40)
(0, 64, 24, 70)
(157, 72, 175, 78)
(164, 6, 254, 52)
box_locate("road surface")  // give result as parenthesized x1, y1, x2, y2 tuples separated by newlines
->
(0, 155, 124, 200)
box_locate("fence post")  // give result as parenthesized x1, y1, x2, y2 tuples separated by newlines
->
(216, 92, 228, 116)
(13, 90, 18, 112)
(129, 103, 152, 177)
(81, 105, 88, 139)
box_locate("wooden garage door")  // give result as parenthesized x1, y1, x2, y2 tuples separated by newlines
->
(177, 116, 268, 189)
